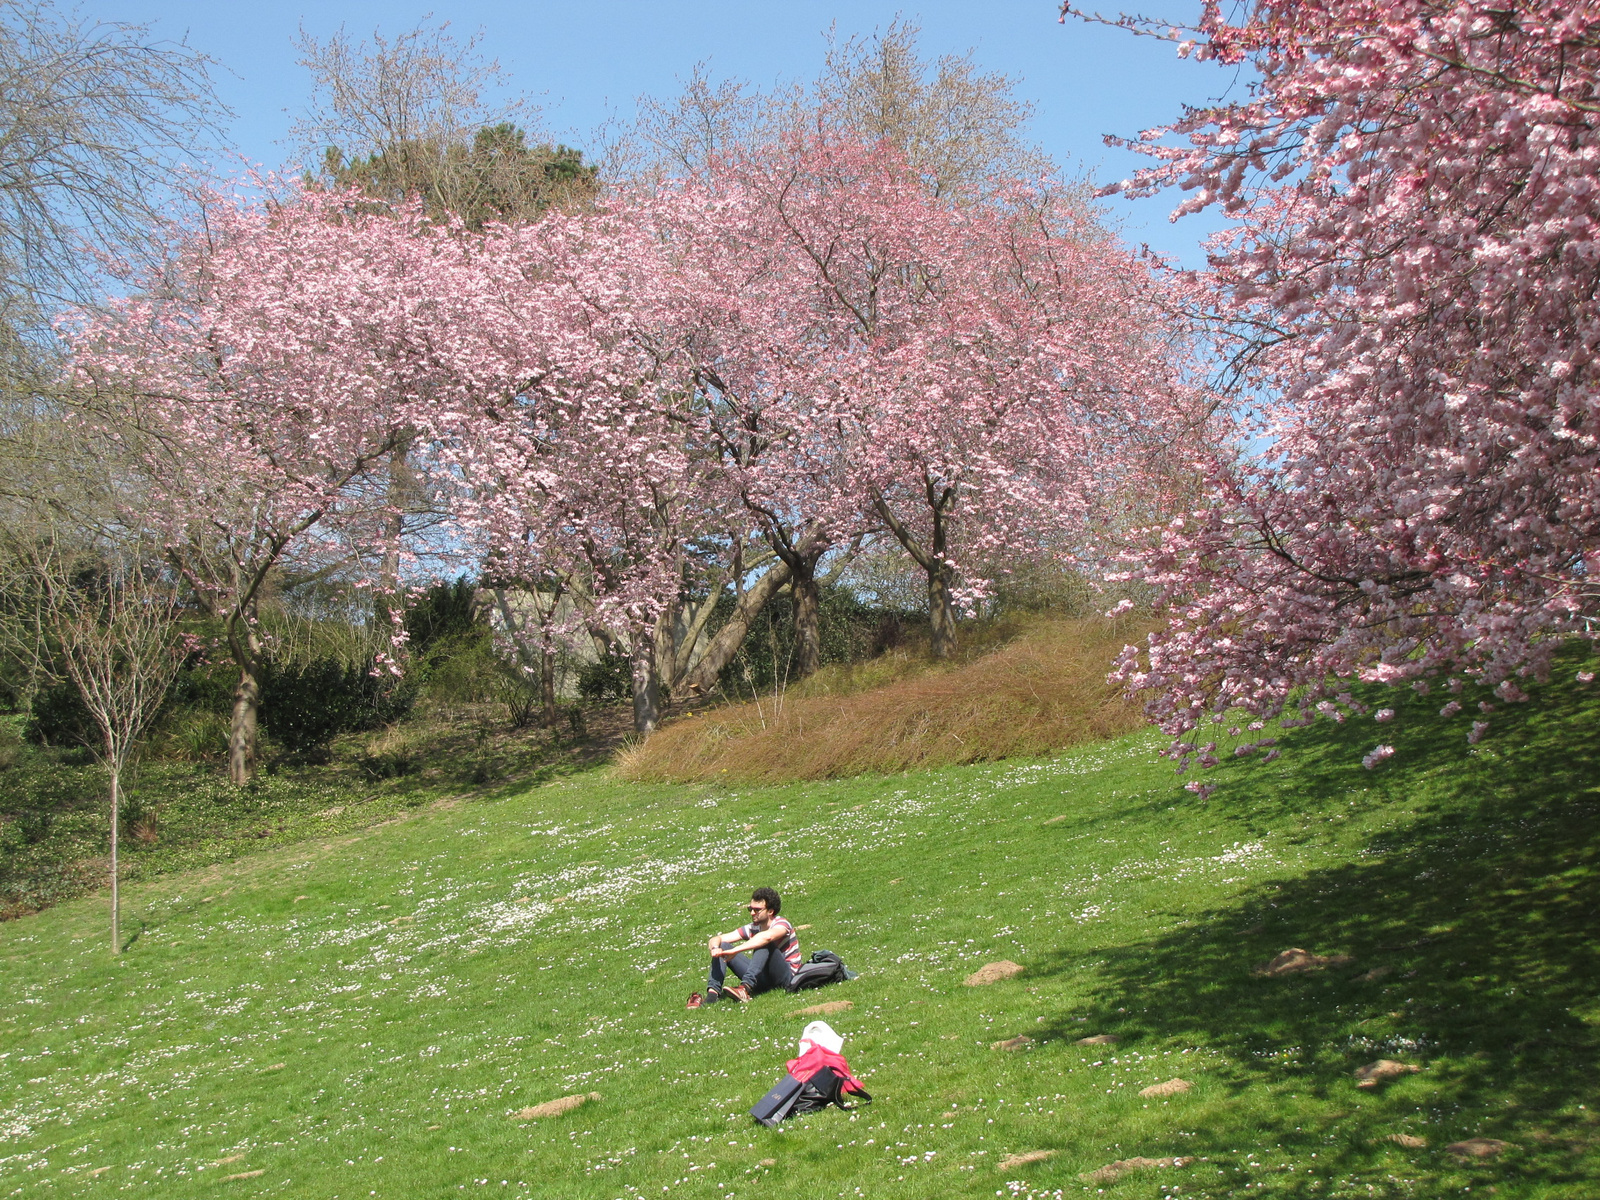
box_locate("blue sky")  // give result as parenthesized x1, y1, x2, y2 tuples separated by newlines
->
(85, 1, 1236, 265)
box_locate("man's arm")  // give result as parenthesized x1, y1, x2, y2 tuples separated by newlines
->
(708, 926, 745, 954)
(731, 921, 789, 954)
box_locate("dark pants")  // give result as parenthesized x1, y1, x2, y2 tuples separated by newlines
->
(708, 942, 795, 995)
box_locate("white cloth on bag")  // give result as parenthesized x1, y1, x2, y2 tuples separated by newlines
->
(797, 1020, 844, 1055)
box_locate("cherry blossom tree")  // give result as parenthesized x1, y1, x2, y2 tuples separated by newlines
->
(70, 185, 508, 782)
(715, 134, 1200, 659)
(452, 187, 746, 733)
(1067, 0, 1600, 771)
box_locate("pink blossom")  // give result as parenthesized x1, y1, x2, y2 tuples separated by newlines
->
(1469, 721, 1490, 745)
(1362, 744, 1396, 770)
(1076, 0, 1600, 771)
(1374, 708, 1395, 723)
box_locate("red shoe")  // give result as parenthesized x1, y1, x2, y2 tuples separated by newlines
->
(686, 991, 703, 1009)
(724, 984, 751, 1003)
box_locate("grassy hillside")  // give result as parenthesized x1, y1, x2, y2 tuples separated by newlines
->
(2, 658, 1598, 1198)
(621, 618, 1152, 783)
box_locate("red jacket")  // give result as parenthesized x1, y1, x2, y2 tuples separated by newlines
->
(785, 1045, 868, 1094)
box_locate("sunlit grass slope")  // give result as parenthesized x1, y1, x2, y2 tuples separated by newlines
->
(2, 654, 1598, 1199)
(619, 618, 1152, 783)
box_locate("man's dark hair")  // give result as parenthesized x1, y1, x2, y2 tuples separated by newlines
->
(752, 886, 781, 915)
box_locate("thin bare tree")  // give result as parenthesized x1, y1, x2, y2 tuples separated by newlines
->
(293, 17, 594, 228)
(0, 0, 226, 577)
(605, 18, 1049, 198)
(2, 528, 186, 954)
(0, 0, 225, 313)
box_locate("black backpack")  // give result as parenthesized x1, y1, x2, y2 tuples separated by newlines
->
(749, 1066, 873, 1126)
(784, 949, 858, 993)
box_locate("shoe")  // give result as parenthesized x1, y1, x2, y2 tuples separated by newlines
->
(724, 984, 751, 1003)
(686, 991, 703, 1009)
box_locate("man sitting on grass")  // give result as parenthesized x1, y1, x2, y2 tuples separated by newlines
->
(689, 887, 801, 1007)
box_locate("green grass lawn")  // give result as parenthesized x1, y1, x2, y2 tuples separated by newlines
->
(3, 662, 1598, 1199)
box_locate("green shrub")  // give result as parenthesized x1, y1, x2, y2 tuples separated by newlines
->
(412, 631, 500, 708)
(0, 719, 21, 770)
(25, 680, 95, 748)
(404, 577, 480, 654)
(577, 653, 630, 704)
(493, 667, 544, 728)
(166, 657, 236, 713)
(159, 709, 230, 761)
(260, 657, 416, 754)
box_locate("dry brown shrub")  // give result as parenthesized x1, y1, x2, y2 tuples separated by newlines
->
(618, 618, 1150, 784)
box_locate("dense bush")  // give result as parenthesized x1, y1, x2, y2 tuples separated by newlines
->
(25, 680, 95, 748)
(577, 654, 631, 704)
(27, 650, 235, 754)
(260, 657, 416, 754)
(158, 709, 231, 761)
(165, 656, 237, 713)
(404, 577, 480, 653)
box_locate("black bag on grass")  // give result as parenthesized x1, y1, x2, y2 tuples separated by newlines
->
(749, 1067, 872, 1126)
(790, 1065, 871, 1116)
(784, 949, 858, 992)
(750, 1073, 805, 1127)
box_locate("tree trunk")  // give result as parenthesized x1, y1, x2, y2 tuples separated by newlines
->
(227, 662, 260, 785)
(227, 623, 266, 785)
(870, 482, 959, 661)
(791, 565, 823, 680)
(540, 644, 558, 727)
(677, 558, 793, 697)
(377, 436, 416, 628)
(631, 634, 662, 734)
(109, 765, 120, 955)
(928, 561, 958, 660)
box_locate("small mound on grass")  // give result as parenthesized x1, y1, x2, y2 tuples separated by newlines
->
(618, 618, 1148, 784)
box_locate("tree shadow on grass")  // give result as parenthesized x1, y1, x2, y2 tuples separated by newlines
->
(1035, 662, 1600, 1196)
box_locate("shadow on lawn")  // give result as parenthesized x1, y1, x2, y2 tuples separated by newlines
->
(1037, 661, 1600, 1195)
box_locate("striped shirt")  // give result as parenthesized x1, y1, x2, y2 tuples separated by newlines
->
(739, 916, 802, 970)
